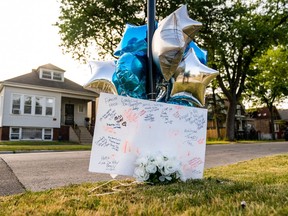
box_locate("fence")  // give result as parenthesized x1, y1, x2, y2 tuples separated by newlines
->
(207, 128, 226, 139)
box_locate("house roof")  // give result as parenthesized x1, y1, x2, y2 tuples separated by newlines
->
(249, 107, 281, 120)
(36, 63, 66, 72)
(1, 64, 98, 98)
(278, 109, 288, 121)
(256, 107, 271, 119)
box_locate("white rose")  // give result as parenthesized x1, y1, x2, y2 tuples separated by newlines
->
(133, 167, 149, 182)
(159, 175, 172, 182)
(135, 155, 149, 167)
(159, 175, 166, 182)
(161, 159, 180, 175)
(145, 163, 157, 174)
(154, 154, 165, 169)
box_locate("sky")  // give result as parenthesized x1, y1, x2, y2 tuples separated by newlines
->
(0, 0, 92, 85)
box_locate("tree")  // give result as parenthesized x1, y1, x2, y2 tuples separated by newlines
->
(55, 0, 183, 61)
(56, 0, 288, 140)
(246, 45, 288, 140)
(205, 79, 227, 139)
(191, 0, 288, 140)
(206, 90, 227, 139)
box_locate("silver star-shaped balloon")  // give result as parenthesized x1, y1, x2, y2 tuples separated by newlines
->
(170, 48, 219, 106)
(152, 4, 202, 82)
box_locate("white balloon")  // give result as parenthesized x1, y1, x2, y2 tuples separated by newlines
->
(83, 61, 117, 95)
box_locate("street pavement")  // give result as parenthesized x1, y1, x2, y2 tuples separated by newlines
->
(0, 158, 25, 196)
(1, 141, 287, 196)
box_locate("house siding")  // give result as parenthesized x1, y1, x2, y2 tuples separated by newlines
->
(2, 86, 61, 128)
(0, 90, 4, 127)
(254, 119, 270, 134)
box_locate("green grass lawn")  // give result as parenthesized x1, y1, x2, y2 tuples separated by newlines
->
(1, 140, 283, 152)
(0, 141, 91, 152)
(0, 154, 287, 215)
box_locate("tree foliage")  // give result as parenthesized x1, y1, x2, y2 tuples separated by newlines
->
(55, 0, 184, 61)
(247, 45, 288, 107)
(56, 0, 288, 140)
(246, 45, 288, 139)
(192, 0, 287, 140)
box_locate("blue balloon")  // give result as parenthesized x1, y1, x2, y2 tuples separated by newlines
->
(113, 52, 147, 99)
(167, 94, 200, 107)
(167, 99, 194, 107)
(184, 41, 207, 65)
(114, 24, 148, 57)
(112, 72, 122, 93)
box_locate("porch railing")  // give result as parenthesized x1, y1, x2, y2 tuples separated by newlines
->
(73, 122, 81, 139)
(87, 124, 94, 136)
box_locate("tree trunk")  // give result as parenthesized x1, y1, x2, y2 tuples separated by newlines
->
(215, 116, 221, 139)
(269, 106, 276, 140)
(226, 98, 237, 141)
(212, 88, 221, 139)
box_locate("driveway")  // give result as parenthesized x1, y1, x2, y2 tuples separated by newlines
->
(1, 141, 287, 196)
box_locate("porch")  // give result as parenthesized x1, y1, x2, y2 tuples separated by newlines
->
(59, 97, 96, 144)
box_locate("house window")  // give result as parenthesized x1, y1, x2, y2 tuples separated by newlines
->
(44, 129, 53, 140)
(9, 127, 53, 141)
(46, 98, 54, 116)
(41, 70, 63, 82)
(78, 104, 84, 113)
(10, 128, 20, 140)
(35, 97, 44, 115)
(42, 71, 52, 79)
(53, 72, 63, 81)
(24, 96, 32, 114)
(22, 128, 42, 140)
(11, 94, 55, 116)
(12, 94, 21, 114)
(274, 124, 279, 132)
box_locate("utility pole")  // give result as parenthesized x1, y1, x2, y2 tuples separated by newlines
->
(147, 0, 156, 100)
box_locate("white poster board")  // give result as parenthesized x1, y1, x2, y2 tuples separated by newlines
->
(89, 93, 208, 179)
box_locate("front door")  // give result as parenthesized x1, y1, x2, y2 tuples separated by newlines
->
(65, 104, 74, 125)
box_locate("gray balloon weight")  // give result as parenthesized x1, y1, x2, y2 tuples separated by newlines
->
(170, 48, 219, 107)
(152, 4, 202, 82)
(83, 61, 117, 95)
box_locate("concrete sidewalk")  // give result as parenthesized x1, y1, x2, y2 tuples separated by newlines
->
(0, 158, 25, 196)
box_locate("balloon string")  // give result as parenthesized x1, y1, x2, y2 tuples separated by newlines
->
(89, 179, 141, 196)
(89, 179, 115, 193)
(147, 92, 157, 101)
(147, 93, 156, 97)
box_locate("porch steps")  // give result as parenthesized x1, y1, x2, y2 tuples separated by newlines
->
(78, 126, 93, 144)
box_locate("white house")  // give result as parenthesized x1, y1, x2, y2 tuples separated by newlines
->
(0, 63, 98, 143)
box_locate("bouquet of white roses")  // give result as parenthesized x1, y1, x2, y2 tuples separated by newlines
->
(133, 152, 186, 184)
